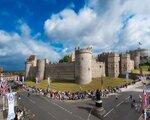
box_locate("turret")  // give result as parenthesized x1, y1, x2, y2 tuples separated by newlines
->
(36, 59, 46, 81)
(75, 47, 92, 84)
(25, 61, 32, 79)
(108, 53, 120, 78)
(120, 53, 131, 75)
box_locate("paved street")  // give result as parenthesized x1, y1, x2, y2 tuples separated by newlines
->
(18, 90, 143, 120)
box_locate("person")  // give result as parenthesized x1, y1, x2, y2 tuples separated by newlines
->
(115, 95, 118, 100)
(27, 92, 30, 97)
(129, 95, 132, 101)
(18, 95, 21, 100)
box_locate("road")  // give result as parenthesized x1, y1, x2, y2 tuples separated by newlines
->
(18, 89, 144, 120)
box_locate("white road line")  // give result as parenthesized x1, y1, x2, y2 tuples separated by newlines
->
(116, 101, 124, 107)
(43, 97, 84, 120)
(87, 107, 93, 120)
(37, 104, 58, 120)
(23, 95, 36, 104)
(125, 96, 130, 100)
(48, 112, 57, 120)
(103, 108, 114, 117)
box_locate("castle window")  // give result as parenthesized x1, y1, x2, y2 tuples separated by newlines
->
(100, 65, 101, 68)
(82, 57, 83, 60)
(88, 68, 90, 71)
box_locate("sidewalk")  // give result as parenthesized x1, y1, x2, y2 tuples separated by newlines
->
(120, 81, 143, 92)
(0, 96, 4, 120)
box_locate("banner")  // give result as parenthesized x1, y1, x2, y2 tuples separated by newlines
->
(47, 77, 50, 87)
(22, 76, 24, 83)
(6, 92, 16, 120)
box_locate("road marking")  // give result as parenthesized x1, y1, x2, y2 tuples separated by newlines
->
(125, 96, 130, 100)
(87, 107, 94, 120)
(43, 97, 85, 120)
(103, 108, 114, 117)
(23, 95, 36, 104)
(116, 101, 124, 107)
(48, 112, 57, 120)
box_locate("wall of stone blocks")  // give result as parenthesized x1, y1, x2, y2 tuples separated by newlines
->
(28, 66, 37, 79)
(45, 62, 75, 80)
(92, 60, 105, 78)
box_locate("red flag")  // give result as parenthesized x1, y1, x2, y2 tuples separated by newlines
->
(142, 90, 148, 110)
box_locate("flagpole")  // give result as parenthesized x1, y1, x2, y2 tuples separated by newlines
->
(143, 78, 147, 120)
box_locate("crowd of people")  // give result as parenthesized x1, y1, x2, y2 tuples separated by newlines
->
(23, 81, 137, 101)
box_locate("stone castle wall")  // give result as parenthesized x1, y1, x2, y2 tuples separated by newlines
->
(120, 53, 134, 75)
(108, 53, 120, 78)
(45, 62, 75, 80)
(25, 51, 106, 84)
(75, 47, 92, 84)
(92, 59, 105, 78)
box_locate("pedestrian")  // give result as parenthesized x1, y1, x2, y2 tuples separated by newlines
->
(129, 95, 132, 102)
(115, 95, 118, 100)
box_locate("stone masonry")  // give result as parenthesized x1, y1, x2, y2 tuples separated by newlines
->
(25, 47, 105, 84)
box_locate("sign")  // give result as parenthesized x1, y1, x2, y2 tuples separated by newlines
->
(35, 77, 38, 84)
(47, 77, 50, 87)
(6, 92, 16, 120)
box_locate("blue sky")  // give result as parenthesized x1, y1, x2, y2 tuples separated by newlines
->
(0, 0, 150, 71)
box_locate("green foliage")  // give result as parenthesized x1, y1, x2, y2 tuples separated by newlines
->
(59, 55, 71, 63)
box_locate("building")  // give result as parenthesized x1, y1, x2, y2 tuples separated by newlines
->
(129, 48, 149, 68)
(120, 53, 134, 75)
(97, 52, 134, 77)
(25, 47, 105, 84)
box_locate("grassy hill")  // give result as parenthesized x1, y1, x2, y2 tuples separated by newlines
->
(25, 77, 131, 92)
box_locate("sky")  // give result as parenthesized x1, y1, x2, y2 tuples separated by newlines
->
(0, 0, 150, 71)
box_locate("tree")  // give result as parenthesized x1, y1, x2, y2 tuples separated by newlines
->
(59, 55, 71, 63)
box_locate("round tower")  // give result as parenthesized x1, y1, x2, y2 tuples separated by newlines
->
(36, 59, 46, 81)
(25, 61, 32, 79)
(132, 51, 140, 69)
(75, 47, 92, 84)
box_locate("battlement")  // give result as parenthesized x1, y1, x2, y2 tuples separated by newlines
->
(108, 52, 119, 57)
(120, 53, 130, 58)
(27, 55, 36, 62)
(75, 47, 92, 54)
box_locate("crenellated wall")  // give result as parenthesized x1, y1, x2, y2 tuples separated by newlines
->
(25, 48, 106, 85)
(45, 62, 75, 80)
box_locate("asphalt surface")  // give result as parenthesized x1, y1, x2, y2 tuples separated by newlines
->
(18, 90, 143, 120)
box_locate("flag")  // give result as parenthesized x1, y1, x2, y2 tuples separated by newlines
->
(101, 77, 104, 89)
(142, 90, 148, 110)
(139, 42, 142, 45)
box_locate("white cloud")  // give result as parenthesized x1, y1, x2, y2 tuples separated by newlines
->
(44, 0, 150, 53)
(0, 23, 60, 70)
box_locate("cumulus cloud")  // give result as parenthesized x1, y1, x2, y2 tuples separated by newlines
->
(44, 0, 150, 53)
(0, 23, 60, 70)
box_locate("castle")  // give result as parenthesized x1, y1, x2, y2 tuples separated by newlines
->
(25, 47, 148, 84)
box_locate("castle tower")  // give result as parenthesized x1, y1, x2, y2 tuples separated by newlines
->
(25, 55, 37, 79)
(108, 53, 120, 78)
(25, 61, 32, 79)
(75, 47, 92, 84)
(120, 53, 131, 75)
(97, 53, 109, 76)
(130, 50, 140, 69)
(36, 59, 46, 81)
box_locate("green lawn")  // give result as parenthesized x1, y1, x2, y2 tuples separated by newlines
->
(25, 77, 131, 92)
(132, 65, 150, 75)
